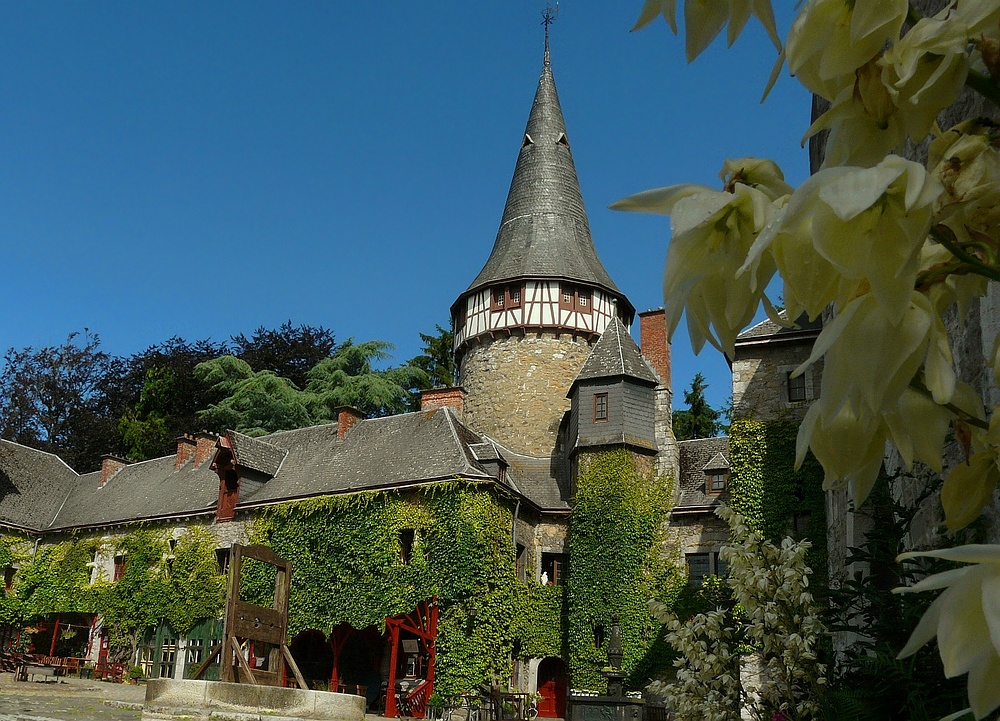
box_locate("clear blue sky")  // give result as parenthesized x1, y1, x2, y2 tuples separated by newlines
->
(0, 2, 811, 415)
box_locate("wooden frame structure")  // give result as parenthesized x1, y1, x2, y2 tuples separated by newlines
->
(384, 599, 438, 719)
(191, 544, 307, 689)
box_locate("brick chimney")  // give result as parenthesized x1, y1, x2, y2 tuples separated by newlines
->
(175, 435, 197, 470)
(336, 407, 365, 440)
(639, 309, 671, 387)
(420, 387, 466, 418)
(99, 455, 130, 489)
(193, 432, 218, 467)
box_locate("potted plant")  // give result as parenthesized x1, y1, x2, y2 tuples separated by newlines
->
(126, 665, 144, 685)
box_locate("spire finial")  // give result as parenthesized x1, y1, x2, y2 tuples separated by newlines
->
(542, 3, 558, 64)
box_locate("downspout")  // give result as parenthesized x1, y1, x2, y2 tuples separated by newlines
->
(511, 500, 521, 546)
(32, 536, 41, 559)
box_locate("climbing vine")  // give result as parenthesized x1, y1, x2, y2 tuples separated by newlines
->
(728, 419, 827, 586)
(566, 450, 681, 691)
(93, 526, 225, 660)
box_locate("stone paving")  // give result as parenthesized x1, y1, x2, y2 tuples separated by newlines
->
(0, 673, 144, 721)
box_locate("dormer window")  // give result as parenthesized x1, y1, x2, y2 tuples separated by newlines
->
(707, 472, 728, 495)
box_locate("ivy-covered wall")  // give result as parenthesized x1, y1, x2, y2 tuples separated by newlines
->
(566, 450, 683, 691)
(728, 419, 827, 583)
(0, 526, 225, 660)
(243, 483, 563, 697)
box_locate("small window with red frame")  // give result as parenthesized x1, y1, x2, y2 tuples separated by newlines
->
(491, 287, 506, 312)
(113, 554, 126, 581)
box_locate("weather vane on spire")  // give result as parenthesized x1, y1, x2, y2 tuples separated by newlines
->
(542, 2, 559, 54)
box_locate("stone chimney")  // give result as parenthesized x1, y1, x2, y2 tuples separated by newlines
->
(193, 432, 218, 467)
(420, 387, 466, 418)
(639, 309, 671, 387)
(336, 407, 365, 440)
(99, 455, 130, 489)
(175, 435, 197, 470)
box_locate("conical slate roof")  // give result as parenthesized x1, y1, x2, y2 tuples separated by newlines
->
(464, 48, 621, 296)
(571, 316, 659, 388)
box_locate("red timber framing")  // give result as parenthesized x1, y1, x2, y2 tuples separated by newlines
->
(384, 599, 438, 719)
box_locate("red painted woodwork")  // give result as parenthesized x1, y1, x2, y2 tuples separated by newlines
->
(536, 657, 567, 718)
(384, 599, 438, 718)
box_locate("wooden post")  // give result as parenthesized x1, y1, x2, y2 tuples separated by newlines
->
(385, 621, 400, 718)
(49, 616, 61, 657)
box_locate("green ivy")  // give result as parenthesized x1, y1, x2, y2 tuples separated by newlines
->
(14, 537, 100, 620)
(728, 419, 827, 586)
(566, 450, 681, 691)
(93, 526, 226, 657)
(244, 483, 561, 697)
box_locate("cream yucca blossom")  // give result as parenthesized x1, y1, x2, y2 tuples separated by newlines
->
(929, 119, 1000, 233)
(785, 0, 908, 101)
(805, 58, 908, 169)
(612, 159, 788, 357)
(895, 545, 1000, 719)
(631, 0, 780, 62)
(880, 13, 972, 140)
(747, 156, 944, 324)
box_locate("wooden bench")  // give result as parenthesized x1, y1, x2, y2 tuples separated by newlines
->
(16, 663, 59, 683)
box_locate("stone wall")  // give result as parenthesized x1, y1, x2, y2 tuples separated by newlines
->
(732, 342, 821, 420)
(459, 332, 595, 456)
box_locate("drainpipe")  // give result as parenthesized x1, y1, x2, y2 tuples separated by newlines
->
(511, 500, 521, 546)
(32, 537, 41, 559)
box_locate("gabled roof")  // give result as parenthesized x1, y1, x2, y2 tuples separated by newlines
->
(675, 436, 730, 510)
(227, 430, 286, 477)
(0, 440, 79, 532)
(570, 316, 659, 390)
(478, 437, 572, 512)
(461, 48, 624, 302)
(237, 409, 500, 508)
(736, 312, 822, 344)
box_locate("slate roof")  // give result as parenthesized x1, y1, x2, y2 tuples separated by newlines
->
(736, 312, 822, 343)
(460, 49, 629, 310)
(675, 436, 730, 510)
(237, 409, 498, 507)
(228, 431, 286, 477)
(489, 442, 572, 512)
(50, 454, 220, 530)
(0, 441, 79, 531)
(571, 316, 659, 390)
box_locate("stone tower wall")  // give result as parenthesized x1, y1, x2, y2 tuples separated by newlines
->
(460, 332, 595, 456)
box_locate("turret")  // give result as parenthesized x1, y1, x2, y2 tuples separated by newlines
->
(453, 40, 634, 456)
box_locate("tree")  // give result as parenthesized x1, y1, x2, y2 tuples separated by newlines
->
(109, 337, 229, 461)
(672, 373, 721, 440)
(406, 324, 456, 411)
(621, 1, 1000, 716)
(307, 340, 427, 418)
(231, 321, 337, 390)
(0, 331, 116, 470)
(194, 356, 316, 436)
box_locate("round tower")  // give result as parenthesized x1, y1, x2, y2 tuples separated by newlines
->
(452, 42, 634, 457)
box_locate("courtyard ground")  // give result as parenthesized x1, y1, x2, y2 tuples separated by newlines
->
(0, 673, 143, 721)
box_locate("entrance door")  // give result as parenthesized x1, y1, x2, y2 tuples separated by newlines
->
(536, 657, 567, 718)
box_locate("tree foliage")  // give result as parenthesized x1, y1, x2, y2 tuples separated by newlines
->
(231, 321, 337, 390)
(672, 373, 721, 440)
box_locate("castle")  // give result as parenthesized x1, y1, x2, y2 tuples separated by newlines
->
(0, 40, 807, 715)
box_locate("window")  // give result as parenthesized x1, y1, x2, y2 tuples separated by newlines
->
(707, 472, 727, 495)
(558, 284, 593, 314)
(159, 636, 177, 679)
(594, 393, 608, 422)
(686, 552, 727, 587)
(3, 566, 14, 591)
(540, 553, 567, 586)
(216, 548, 231, 574)
(113, 554, 126, 582)
(399, 529, 415, 565)
(787, 372, 807, 402)
(491, 285, 522, 311)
